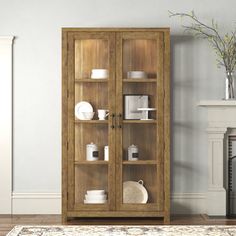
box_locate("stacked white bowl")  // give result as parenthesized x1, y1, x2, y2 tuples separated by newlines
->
(127, 71, 147, 79)
(84, 190, 107, 204)
(91, 69, 108, 79)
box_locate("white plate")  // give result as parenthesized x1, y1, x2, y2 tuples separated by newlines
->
(75, 101, 93, 120)
(123, 180, 148, 204)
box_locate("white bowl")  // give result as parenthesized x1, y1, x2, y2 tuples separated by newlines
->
(87, 190, 105, 195)
(84, 199, 107, 204)
(91, 69, 108, 79)
(85, 194, 107, 201)
(127, 71, 147, 79)
(81, 112, 95, 120)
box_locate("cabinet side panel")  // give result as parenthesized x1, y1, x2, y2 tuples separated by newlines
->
(163, 30, 170, 223)
(156, 33, 164, 211)
(62, 30, 68, 220)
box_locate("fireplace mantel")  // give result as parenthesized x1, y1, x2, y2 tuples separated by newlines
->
(199, 100, 236, 216)
(199, 100, 236, 106)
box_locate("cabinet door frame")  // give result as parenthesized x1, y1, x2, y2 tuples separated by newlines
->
(64, 31, 116, 212)
(115, 31, 165, 212)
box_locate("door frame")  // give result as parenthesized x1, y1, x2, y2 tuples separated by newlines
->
(0, 36, 14, 214)
(63, 31, 116, 214)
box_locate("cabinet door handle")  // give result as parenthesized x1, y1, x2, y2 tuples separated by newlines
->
(117, 113, 122, 128)
(111, 113, 115, 129)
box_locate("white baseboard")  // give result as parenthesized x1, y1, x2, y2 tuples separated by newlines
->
(171, 193, 206, 214)
(12, 193, 61, 214)
(12, 192, 206, 215)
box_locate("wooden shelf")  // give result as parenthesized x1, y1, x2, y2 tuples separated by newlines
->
(75, 79, 108, 83)
(123, 160, 156, 165)
(75, 120, 108, 124)
(122, 120, 156, 124)
(123, 79, 157, 83)
(75, 161, 109, 165)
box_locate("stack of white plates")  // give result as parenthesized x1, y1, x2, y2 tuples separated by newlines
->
(91, 69, 108, 79)
(84, 190, 107, 204)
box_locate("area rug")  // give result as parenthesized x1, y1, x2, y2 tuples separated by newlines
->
(7, 225, 236, 236)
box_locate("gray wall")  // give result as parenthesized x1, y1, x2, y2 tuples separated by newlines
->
(0, 0, 235, 193)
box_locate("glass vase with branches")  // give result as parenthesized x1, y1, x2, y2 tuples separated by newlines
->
(169, 10, 236, 99)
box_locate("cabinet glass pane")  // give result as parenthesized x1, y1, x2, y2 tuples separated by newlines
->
(75, 83, 108, 115)
(75, 39, 109, 79)
(73, 38, 111, 207)
(121, 38, 160, 206)
(123, 39, 157, 79)
(75, 124, 108, 162)
(123, 83, 157, 120)
(122, 165, 157, 204)
(122, 124, 157, 161)
(75, 165, 108, 204)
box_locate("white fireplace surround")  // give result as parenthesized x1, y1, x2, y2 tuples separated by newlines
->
(199, 100, 236, 216)
(0, 36, 14, 213)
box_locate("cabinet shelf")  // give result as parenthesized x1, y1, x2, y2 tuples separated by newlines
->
(122, 120, 156, 124)
(75, 161, 108, 165)
(123, 160, 156, 165)
(74, 120, 108, 124)
(75, 79, 108, 83)
(123, 79, 157, 83)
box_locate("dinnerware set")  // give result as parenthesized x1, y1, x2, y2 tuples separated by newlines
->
(84, 180, 148, 204)
(75, 101, 108, 121)
(84, 190, 107, 204)
(78, 69, 150, 205)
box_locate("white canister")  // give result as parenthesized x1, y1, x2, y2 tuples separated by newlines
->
(128, 144, 139, 161)
(104, 146, 109, 161)
(86, 143, 98, 161)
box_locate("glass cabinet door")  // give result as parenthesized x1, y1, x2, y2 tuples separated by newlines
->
(116, 32, 164, 211)
(67, 32, 116, 211)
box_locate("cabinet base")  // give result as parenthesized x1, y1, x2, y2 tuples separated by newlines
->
(67, 211, 164, 218)
(63, 211, 170, 224)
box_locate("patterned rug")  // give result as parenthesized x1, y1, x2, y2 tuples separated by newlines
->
(7, 225, 236, 236)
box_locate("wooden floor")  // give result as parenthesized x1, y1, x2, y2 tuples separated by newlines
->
(1, 214, 236, 236)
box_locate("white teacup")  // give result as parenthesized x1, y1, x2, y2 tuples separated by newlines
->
(98, 109, 109, 120)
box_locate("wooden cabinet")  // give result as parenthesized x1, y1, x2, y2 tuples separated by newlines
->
(62, 28, 170, 222)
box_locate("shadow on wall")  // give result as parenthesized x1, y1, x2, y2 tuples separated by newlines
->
(169, 34, 208, 194)
(170, 34, 194, 193)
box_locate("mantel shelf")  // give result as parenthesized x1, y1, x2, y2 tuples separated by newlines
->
(198, 100, 236, 107)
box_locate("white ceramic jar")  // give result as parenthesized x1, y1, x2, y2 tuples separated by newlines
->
(86, 143, 98, 161)
(128, 144, 139, 161)
(104, 145, 109, 161)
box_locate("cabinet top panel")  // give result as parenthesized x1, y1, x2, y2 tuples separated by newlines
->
(62, 28, 170, 33)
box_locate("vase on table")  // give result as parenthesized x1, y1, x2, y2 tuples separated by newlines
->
(225, 71, 235, 100)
